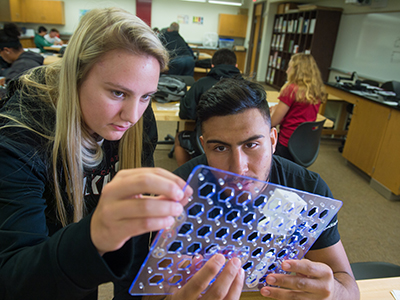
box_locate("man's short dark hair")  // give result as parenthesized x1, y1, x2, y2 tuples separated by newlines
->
(197, 78, 271, 130)
(38, 26, 47, 33)
(211, 48, 237, 66)
(50, 28, 59, 33)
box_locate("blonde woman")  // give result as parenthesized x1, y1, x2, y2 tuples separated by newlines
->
(0, 8, 243, 300)
(271, 53, 327, 162)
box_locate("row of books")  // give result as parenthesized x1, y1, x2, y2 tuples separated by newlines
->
(274, 16, 316, 34)
(266, 68, 275, 85)
(268, 52, 288, 70)
(271, 35, 301, 54)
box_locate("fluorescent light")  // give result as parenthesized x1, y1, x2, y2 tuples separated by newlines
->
(181, 0, 206, 2)
(208, 0, 243, 6)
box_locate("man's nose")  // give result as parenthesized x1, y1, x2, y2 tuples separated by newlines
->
(229, 149, 249, 175)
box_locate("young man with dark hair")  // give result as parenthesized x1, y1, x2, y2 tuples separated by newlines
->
(44, 28, 63, 45)
(34, 26, 52, 52)
(174, 78, 360, 300)
(175, 48, 242, 166)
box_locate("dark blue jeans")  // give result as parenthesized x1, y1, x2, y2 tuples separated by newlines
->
(168, 56, 195, 76)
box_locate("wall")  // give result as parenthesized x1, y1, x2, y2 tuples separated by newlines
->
(3, 0, 250, 43)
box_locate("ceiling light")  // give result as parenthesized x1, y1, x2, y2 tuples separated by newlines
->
(208, 0, 242, 6)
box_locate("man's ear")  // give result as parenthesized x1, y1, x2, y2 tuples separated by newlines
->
(200, 135, 205, 149)
(270, 127, 278, 153)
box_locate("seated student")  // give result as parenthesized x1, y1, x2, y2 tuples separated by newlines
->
(174, 78, 360, 300)
(0, 8, 243, 300)
(270, 53, 327, 162)
(44, 28, 63, 45)
(34, 25, 53, 52)
(160, 22, 195, 76)
(175, 48, 242, 166)
(0, 23, 44, 85)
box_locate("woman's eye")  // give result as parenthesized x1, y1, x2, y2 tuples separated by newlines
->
(112, 90, 125, 98)
(142, 94, 152, 101)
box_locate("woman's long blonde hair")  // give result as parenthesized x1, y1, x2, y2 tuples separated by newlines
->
(4, 7, 169, 226)
(280, 53, 326, 105)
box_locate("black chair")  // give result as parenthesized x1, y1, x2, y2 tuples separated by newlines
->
(287, 119, 326, 168)
(350, 262, 400, 280)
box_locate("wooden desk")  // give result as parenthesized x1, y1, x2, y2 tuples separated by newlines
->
(43, 55, 62, 65)
(151, 101, 194, 131)
(238, 276, 400, 300)
(43, 45, 63, 52)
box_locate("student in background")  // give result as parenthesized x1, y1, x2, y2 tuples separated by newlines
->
(34, 25, 53, 52)
(0, 7, 243, 300)
(0, 23, 44, 84)
(160, 22, 195, 76)
(44, 28, 63, 45)
(174, 78, 360, 300)
(270, 53, 326, 162)
(175, 48, 242, 166)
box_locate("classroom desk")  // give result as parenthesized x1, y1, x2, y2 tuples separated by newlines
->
(43, 45, 63, 52)
(238, 276, 400, 300)
(152, 94, 333, 132)
(43, 55, 62, 65)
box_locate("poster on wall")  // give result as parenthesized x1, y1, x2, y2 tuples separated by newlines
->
(79, 9, 90, 20)
(193, 16, 204, 25)
(177, 15, 189, 25)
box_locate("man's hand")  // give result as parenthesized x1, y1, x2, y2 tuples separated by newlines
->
(260, 259, 337, 300)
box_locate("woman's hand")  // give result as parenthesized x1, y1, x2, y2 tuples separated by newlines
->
(90, 167, 192, 255)
(168, 254, 244, 300)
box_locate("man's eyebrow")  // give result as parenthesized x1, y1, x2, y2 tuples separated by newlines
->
(206, 134, 265, 146)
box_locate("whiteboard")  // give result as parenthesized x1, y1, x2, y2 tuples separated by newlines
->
(331, 12, 400, 83)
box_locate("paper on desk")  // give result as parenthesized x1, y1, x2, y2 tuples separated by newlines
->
(391, 290, 400, 300)
(154, 102, 180, 111)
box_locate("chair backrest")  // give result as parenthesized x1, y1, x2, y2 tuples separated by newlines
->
(351, 262, 400, 280)
(287, 119, 326, 168)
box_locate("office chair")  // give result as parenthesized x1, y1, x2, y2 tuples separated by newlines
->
(287, 119, 326, 168)
(350, 262, 400, 280)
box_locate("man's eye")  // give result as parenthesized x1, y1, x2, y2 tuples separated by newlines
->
(245, 142, 257, 149)
(215, 145, 226, 152)
(142, 94, 152, 101)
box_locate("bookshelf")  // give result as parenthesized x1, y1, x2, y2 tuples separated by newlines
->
(265, 8, 342, 90)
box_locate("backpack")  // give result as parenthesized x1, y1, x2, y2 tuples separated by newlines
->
(152, 74, 186, 103)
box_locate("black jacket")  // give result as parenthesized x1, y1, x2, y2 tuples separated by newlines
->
(179, 64, 242, 120)
(0, 73, 158, 299)
(5, 50, 44, 84)
(161, 31, 193, 59)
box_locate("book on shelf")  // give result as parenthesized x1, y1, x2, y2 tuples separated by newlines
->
(272, 51, 278, 67)
(269, 55, 273, 66)
(277, 56, 281, 69)
(288, 40, 294, 53)
(279, 34, 285, 51)
(303, 19, 309, 33)
(278, 16, 284, 32)
(274, 18, 279, 31)
(270, 69, 275, 84)
(275, 35, 281, 49)
(297, 17, 303, 33)
(309, 18, 316, 34)
(293, 20, 298, 33)
(272, 34, 277, 49)
(266, 68, 271, 82)
(282, 20, 287, 33)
